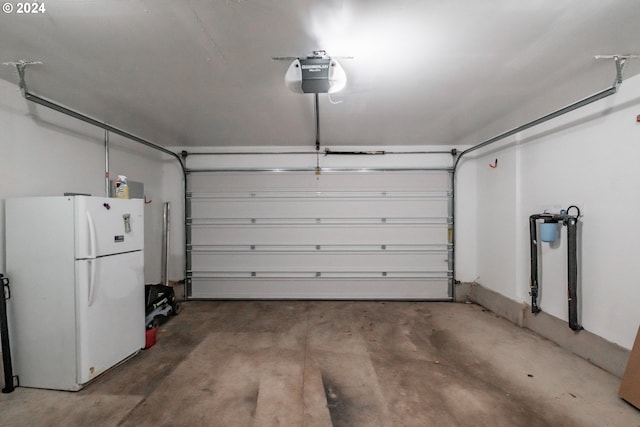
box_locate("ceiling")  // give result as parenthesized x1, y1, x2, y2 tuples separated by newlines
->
(1, 0, 639, 148)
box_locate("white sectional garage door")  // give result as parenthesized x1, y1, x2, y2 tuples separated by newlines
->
(186, 170, 453, 299)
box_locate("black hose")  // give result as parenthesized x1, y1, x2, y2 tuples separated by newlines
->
(529, 216, 541, 313)
(0, 275, 15, 393)
(566, 217, 581, 330)
(566, 205, 581, 217)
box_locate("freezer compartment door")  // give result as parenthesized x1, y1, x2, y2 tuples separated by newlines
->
(75, 196, 144, 259)
(76, 251, 145, 385)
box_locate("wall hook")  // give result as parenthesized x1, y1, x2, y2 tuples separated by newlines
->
(489, 158, 498, 168)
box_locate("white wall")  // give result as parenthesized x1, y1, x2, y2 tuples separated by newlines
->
(0, 78, 175, 283)
(463, 72, 640, 350)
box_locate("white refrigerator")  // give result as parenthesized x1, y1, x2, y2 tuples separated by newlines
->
(5, 195, 145, 391)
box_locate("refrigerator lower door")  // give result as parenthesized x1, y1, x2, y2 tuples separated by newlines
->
(75, 251, 144, 386)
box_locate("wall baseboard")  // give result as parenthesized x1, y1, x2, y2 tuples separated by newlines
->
(456, 282, 630, 378)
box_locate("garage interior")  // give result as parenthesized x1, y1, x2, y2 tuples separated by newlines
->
(1, 1, 640, 426)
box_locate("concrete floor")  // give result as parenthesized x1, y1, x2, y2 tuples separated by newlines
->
(1, 301, 639, 426)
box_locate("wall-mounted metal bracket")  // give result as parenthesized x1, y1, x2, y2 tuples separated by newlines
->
(614, 56, 627, 85)
(594, 54, 639, 87)
(3, 60, 42, 96)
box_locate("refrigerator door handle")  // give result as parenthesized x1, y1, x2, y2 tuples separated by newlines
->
(85, 211, 98, 306)
(86, 211, 98, 260)
(88, 259, 97, 307)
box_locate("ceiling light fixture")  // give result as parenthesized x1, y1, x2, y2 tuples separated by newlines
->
(284, 50, 346, 94)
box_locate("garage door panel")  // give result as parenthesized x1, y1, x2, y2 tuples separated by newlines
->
(188, 278, 450, 299)
(190, 225, 448, 246)
(190, 198, 448, 219)
(186, 171, 453, 300)
(191, 252, 448, 272)
(189, 172, 450, 193)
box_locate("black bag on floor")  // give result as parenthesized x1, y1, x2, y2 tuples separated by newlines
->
(145, 284, 180, 327)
